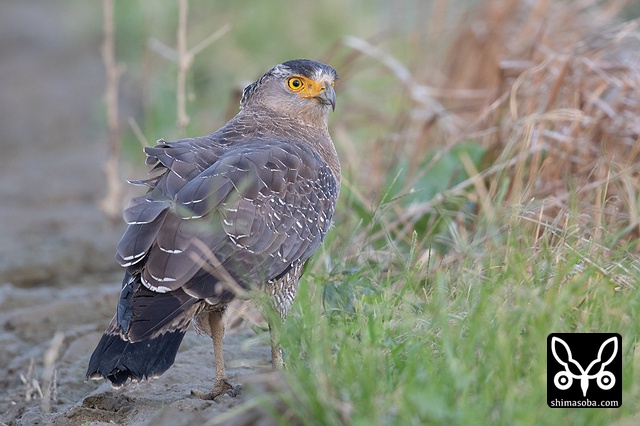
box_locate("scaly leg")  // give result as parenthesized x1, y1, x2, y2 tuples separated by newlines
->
(191, 309, 237, 399)
(269, 322, 285, 369)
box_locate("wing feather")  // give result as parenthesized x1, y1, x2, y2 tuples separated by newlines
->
(117, 138, 338, 301)
(116, 209, 168, 266)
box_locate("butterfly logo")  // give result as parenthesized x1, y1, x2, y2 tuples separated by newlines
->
(551, 336, 617, 397)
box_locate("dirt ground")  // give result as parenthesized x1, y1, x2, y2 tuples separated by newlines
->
(0, 2, 286, 425)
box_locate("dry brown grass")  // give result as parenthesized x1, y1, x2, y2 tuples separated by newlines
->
(99, 0, 124, 223)
(17, 332, 64, 425)
(332, 0, 640, 250)
(501, 18, 640, 241)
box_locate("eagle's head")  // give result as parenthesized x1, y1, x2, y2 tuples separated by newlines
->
(240, 59, 338, 126)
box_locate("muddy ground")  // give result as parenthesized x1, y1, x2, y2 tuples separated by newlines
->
(0, 1, 288, 425)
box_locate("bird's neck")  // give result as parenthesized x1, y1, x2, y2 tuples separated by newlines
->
(225, 109, 340, 183)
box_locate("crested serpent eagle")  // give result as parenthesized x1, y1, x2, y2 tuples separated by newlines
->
(86, 59, 340, 399)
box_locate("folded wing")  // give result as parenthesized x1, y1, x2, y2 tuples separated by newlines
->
(116, 138, 339, 305)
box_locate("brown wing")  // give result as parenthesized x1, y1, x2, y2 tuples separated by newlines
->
(116, 138, 339, 302)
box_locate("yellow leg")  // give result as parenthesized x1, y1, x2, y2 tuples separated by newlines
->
(191, 309, 237, 399)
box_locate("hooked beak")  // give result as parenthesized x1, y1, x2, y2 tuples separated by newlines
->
(319, 83, 336, 111)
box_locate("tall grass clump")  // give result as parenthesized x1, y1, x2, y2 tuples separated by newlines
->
(274, 207, 640, 425)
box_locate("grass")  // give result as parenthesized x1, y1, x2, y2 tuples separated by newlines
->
(99, 0, 640, 424)
(274, 207, 640, 425)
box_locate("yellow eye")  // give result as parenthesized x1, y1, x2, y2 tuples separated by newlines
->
(287, 77, 304, 91)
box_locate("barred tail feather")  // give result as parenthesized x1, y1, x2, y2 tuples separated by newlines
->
(86, 329, 186, 387)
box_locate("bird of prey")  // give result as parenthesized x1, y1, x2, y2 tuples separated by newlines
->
(86, 59, 340, 399)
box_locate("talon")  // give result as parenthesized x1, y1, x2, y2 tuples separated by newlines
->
(191, 379, 238, 400)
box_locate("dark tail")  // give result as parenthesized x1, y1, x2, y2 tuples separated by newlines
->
(86, 327, 187, 386)
(86, 272, 201, 387)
